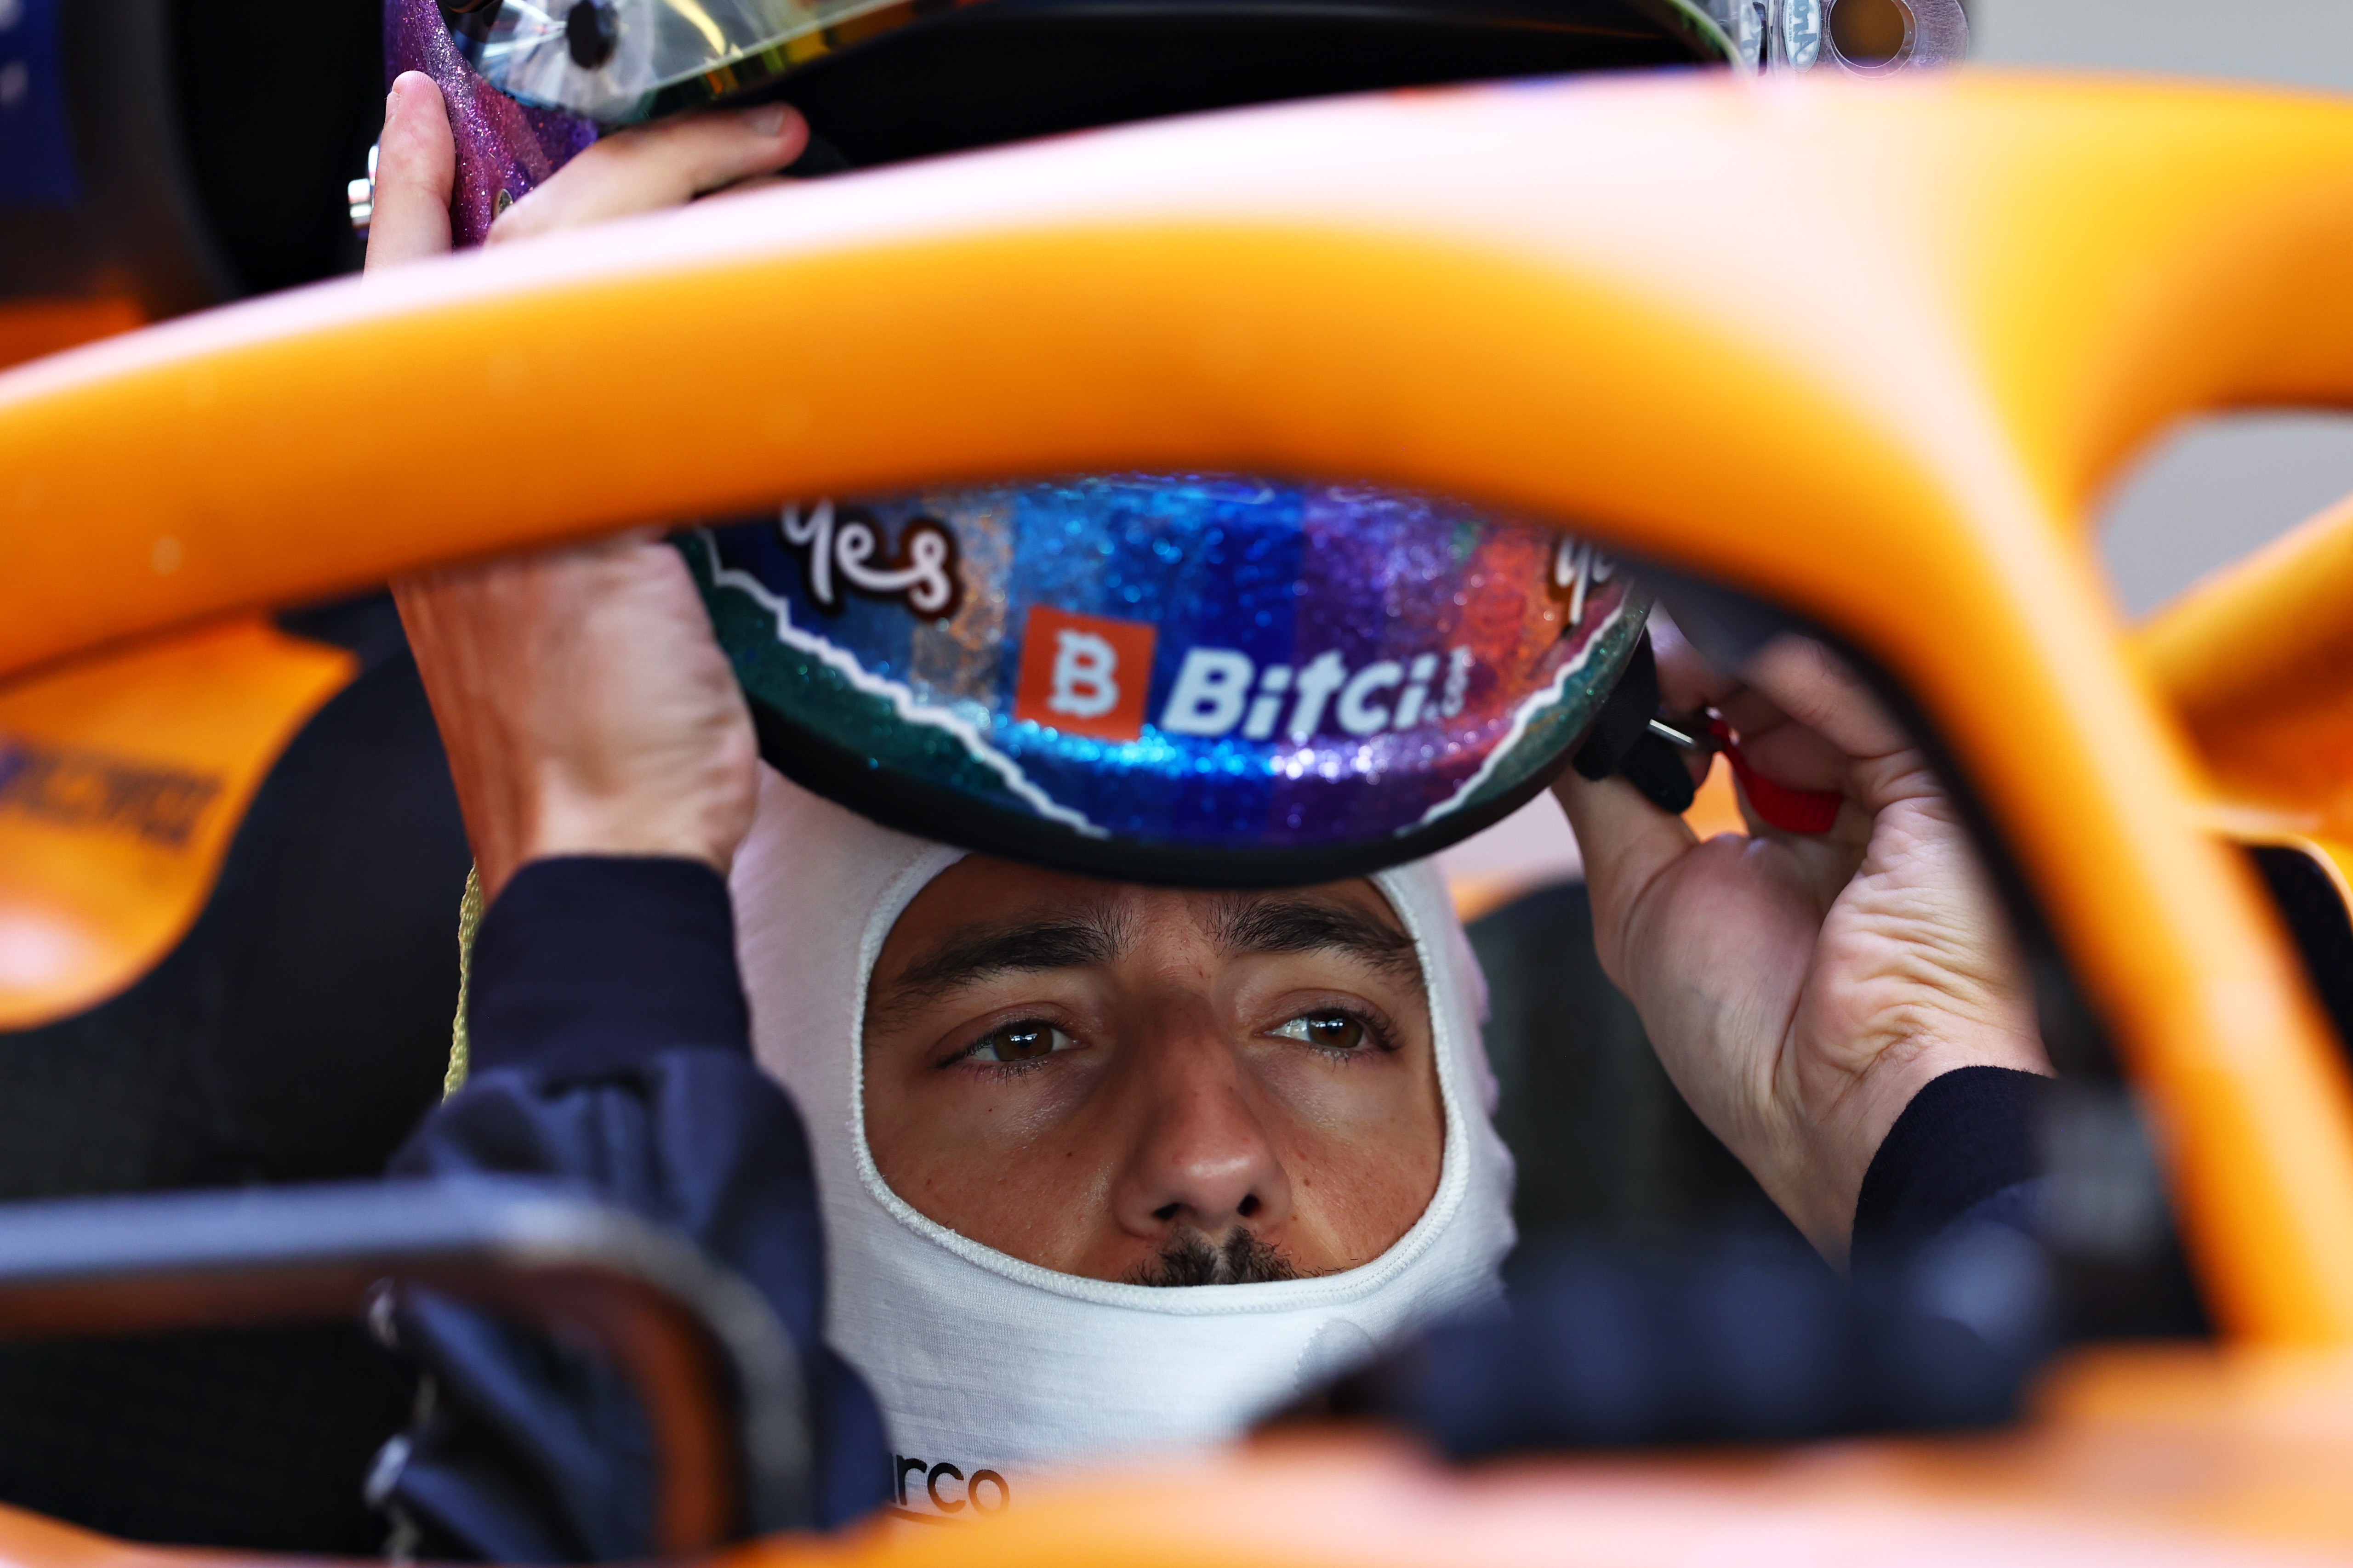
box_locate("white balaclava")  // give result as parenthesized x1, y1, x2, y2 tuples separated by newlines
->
(731, 768, 1516, 1519)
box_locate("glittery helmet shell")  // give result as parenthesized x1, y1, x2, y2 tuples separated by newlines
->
(686, 476, 1647, 886)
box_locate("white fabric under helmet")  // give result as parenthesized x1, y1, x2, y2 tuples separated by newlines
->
(732, 767, 1515, 1520)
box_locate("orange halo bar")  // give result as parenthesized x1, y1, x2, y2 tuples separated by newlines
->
(2137, 489, 2353, 844)
(5, 70, 2353, 1339)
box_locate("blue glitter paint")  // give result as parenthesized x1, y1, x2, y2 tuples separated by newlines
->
(688, 475, 1646, 863)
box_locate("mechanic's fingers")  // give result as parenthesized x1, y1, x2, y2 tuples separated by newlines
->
(364, 72, 455, 270)
(489, 103, 808, 244)
(697, 172, 794, 205)
(1651, 614, 1743, 716)
(1651, 618, 1844, 793)
(1714, 688, 1851, 795)
(1741, 635, 1906, 761)
(1551, 768, 1699, 986)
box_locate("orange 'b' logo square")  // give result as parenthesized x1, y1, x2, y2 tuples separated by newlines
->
(1013, 606, 1158, 743)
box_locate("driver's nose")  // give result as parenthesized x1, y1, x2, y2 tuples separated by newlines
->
(1108, 1015, 1293, 1242)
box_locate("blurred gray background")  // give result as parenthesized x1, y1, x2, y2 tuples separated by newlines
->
(1976, 0, 2353, 618)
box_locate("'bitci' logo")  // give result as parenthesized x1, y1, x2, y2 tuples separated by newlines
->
(1014, 606, 1158, 742)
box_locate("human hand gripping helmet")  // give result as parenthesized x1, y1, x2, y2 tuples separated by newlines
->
(393, 0, 1933, 881)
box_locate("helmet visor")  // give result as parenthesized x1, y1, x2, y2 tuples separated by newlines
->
(450, 0, 1735, 127)
(452, 0, 945, 125)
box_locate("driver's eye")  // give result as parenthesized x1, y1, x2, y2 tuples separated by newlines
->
(968, 1021, 1074, 1063)
(1274, 1011, 1368, 1052)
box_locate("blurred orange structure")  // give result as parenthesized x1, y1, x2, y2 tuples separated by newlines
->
(6, 66, 2353, 1564)
(0, 620, 350, 1030)
(0, 298, 141, 375)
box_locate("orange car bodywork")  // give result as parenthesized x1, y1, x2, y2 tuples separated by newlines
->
(0, 298, 142, 378)
(2138, 488, 2353, 904)
(0, 620, 351, 1029)
(5, 67, 2353, 1562)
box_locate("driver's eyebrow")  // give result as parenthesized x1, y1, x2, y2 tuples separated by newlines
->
(1211, 895, 1423, 989)
(870, 908, 1129, 1027)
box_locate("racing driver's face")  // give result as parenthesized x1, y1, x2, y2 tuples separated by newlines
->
(861, 857, 1443, 1285)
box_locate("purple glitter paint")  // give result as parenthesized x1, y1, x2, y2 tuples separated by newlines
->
(386, 0, 598, 248)
(684, 477, 1648, 884)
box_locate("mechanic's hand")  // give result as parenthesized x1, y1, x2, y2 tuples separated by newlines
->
(1552, 621, 2050, 1264)
(361, 69, 807, 266)
(369, 71, 802, 898)
(393, 530, 760, 900)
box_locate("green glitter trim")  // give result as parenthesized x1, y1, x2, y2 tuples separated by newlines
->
(1433, 591, 1652, 826)
(686, 535, 1042, 819)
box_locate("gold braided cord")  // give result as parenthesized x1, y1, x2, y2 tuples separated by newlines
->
(444, 864, 483, 1098)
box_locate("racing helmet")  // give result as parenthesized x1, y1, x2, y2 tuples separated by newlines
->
(688, 477, 1655, 886)
(405, 0, 1911, 883)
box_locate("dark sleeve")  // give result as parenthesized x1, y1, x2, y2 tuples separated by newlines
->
(374, 858, 889, 1562)
(1850, 1065, 2051, 1271)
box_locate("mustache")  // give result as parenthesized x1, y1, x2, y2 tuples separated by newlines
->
(1126, 1227, 1301, 1287)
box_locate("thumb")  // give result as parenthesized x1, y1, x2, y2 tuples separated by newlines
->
(487, 103, 808, 244)
(1550, 768, 1699, 989)
(365, 71, 456, 270)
